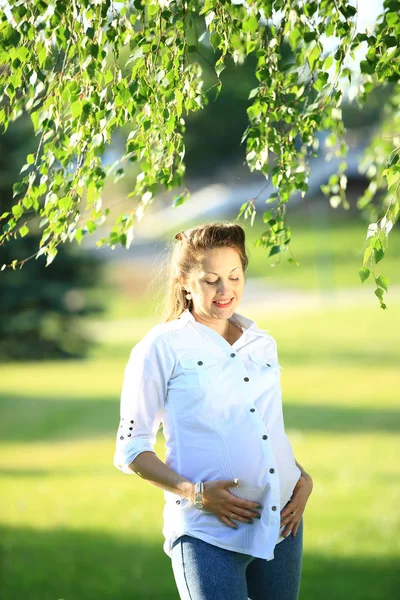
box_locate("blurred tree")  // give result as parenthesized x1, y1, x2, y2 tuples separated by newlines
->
(0, 0, 399, 308)
(0, 116, 104, 360)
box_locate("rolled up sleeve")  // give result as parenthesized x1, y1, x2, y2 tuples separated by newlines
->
(113, 330, 174, 474)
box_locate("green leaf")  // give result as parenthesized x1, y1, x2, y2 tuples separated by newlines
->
(269, 245, 281, 257)
(243, 15, 258, 34)
(19, 224, 29, 237)
(358, 267, 370, 283)
(37, 46, 46, 66)
(71, 101, 82, 119)
(172, 190, 190, 207)
(360, 60, 375, 74)
(308, 44, 320, 70)
(376, 275, 389, 292)
(104, 69, 113, 84)
(386, 12, 399, 27)
(363, 246, 373, 264)
(374, 246, 385, 263)
(46, 248, 58, 266)
(304, 31, 317, 43)
(215, 62, 226, 77)
(340, 4, 357, 18)
(87, 220, 97, 233)
(289, 27, 301, 50)
(12, 204, 23, 218)
(314, 72, 329, 91)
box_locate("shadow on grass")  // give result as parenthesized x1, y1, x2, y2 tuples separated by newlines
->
(0, 524, 398, 600)
(1, 394, 400, 444)
(280, 350, 400, 367)
(0, 394, 119, 442)
(0, 524, 176, 600)
(282, 403, 400, 434)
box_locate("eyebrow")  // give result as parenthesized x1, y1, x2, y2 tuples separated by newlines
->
(204, 267, 240, 276)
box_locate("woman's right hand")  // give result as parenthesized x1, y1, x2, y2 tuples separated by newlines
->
(200, 479, 262, 529)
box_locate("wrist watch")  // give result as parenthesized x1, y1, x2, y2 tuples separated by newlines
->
(193, 481, 204, 509)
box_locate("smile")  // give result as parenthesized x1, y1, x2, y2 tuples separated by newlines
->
(213, 298, 234, 308)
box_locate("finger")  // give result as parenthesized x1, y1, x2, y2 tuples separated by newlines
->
(281, 506, 299, 525)
(281, 509, 304, 526)
(227, 504, 261, 520)
(281, 527, 291, 539)
(281, 520, 295, 538)
(283, 515, 301, 538)
(281, 515, 299, 537)
(228, 495, 263, 512)
(225, 510, 253, 524)
(220, 515, 238, 529)
(289, 519, 300, 537)
(280, 504, 297, 523)
(280, 501, 295, 519)
(291, 521, 300, 537)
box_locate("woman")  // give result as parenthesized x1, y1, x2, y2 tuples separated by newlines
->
(114, 222, 313, 600)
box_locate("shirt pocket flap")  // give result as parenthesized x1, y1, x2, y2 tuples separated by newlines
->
(179, 356, 220, 370)
(248, 354, 283, 370)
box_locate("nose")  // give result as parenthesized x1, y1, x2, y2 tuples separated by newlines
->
(216, 281, 231, 296)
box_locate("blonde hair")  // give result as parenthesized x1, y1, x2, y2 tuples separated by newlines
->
(153, 221, 249, 323)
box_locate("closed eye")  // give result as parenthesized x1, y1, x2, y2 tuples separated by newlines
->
(205, 278, 240, 285)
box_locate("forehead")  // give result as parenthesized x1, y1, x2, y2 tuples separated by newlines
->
(193, 247, 242, 275)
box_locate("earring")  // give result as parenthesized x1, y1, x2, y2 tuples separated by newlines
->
(185, 291, 192, 300)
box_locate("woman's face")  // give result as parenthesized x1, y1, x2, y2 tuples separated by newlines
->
(182, 247, 245, 321)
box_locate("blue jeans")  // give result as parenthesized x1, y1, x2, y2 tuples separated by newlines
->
(171, 517, 303, 600)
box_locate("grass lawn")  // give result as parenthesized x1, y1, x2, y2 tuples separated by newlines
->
(1, 294, 399, 599)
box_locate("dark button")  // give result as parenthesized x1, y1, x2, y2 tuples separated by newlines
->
(130, 420, 134, 423)
(269, 468, 275, 473)
(176, 500, 181, 505)
(266, 363, 271, 367)
(272, 505, 277, 511)
(230, 353, 236, 358)
(127, 433, 131, 437)
(120, 436, 124, 440)
(129, 427, 133, 430)
(197, 361, 203, 366)
(244, 377, 250, 382)
(262, 434, 268, 440)
(250, 408, 255, 412)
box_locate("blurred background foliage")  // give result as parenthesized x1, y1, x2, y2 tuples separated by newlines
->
(0, 117, 105, 360)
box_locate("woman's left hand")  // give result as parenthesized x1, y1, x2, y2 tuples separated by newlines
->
(280, 472, 313, 538)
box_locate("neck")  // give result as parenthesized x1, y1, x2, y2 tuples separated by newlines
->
(191, 309, 232, 340)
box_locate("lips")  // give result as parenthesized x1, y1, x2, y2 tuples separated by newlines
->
(213, 297, 234, 308)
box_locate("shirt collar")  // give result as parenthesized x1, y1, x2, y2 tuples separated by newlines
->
(178, 309, 268, 337)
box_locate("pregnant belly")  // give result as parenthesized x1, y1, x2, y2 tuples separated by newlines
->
(228, 482, 269, 507)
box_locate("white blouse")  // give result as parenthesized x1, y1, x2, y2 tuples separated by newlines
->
(113, 308, 302, 561)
